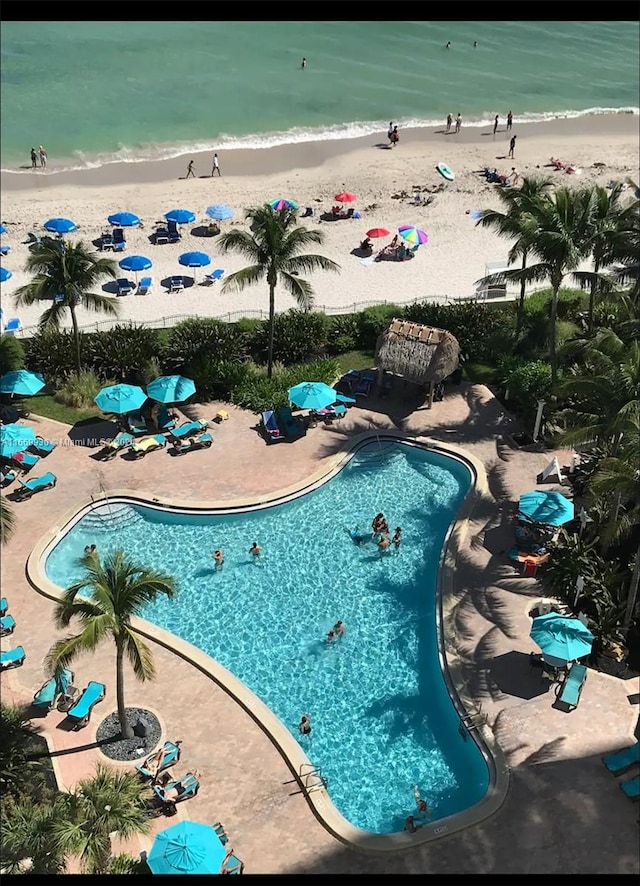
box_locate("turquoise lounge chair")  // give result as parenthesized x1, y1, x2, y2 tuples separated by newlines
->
(220, 853, 244, 875)
(32, 676, 58, 710)
(130, 434, 166, 458)
(126, 411, 148, 435)
(170, 432, 213, 455)
(603, 742, 640, 776)
(1, 646, 25, 669)
(1, 614, 16, 635)
(10, 450, 40, 471)
(620, 776, 639, 801)
(97, 432, 134, 460)
(170, 420, 208, 440)
(275, 406, 304, 440)
(152, 770, 199, 808)
(136, 740, 182, 780)
(0, 597, 7, 616)
(15, 472, 57, 500)
(213, 822, 229, 845)
(31, 437, 56, 456)
(67, 680, 105, 729)
(555, 663, 588, 711)
(157, 406, 178, 432)
(1, 468, 18, 486)
(261, 410, 285, 443)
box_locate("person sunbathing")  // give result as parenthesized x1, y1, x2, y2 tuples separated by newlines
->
(550, 157, 566, 169)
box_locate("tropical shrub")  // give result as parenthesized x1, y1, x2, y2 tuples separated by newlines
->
(522, 287, 587, 322)
(250, 310, 329, 365)
(83, 324, 161, 382)
(234, 317, 266, 360)
(53, 369, 109, 409)
(24, 330, 82, 384)
(403, 301, 512, 362)
(357, 304, 401, 350)
(326, 314, 359, 354)
(0, 334, 25, 375)
(506, 361, 552, 417)
(230, 357, 340, 413)
(162, 318, 247, 373)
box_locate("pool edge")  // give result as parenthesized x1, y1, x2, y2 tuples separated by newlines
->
(26, 430, 510, 852)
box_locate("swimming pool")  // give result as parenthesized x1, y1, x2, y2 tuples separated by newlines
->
(44, 440, 490, 834)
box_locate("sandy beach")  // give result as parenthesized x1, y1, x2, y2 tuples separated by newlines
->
(1, 114, 638, 335)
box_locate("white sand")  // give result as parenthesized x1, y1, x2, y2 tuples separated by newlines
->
(1, 114, 638, 335)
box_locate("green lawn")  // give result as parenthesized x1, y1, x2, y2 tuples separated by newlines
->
(335, 349, 376, 375)
(27, 395, 101, 426)
(463, 362, 497, 385)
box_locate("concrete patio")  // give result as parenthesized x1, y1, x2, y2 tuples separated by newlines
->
(1, 381, 638, 874)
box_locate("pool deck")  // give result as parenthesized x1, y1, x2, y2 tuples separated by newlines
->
(2, 382, 639, 874)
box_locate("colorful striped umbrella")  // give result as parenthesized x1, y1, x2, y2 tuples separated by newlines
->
(335, 192, 357, 203)
(398, 226, 429, 245)
(269, 198, 299, 211)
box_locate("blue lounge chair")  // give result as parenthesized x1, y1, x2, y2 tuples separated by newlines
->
(4, 318, 23, 335)
(136, 740, 182, 780)
(97, 432, 134, 460)
(555, 663, 588, 711)
(10, 450, 40, 471)
(157, 406, 178, 432)
(117, 277, 134, 296)
(0, 597, 7, 616)
(1, 646, 25, 669)
(126, 411, 148, 435)
(67, 680, 105, 729)
(154, 227, 170, 245)
(170, 420, 208, 440)
(170, 432, 213, 455)
(213, 822, 229, 846)
(275, 406, 304, 440)
(169, 275, 184, 293)
(112, 228, 126, 252)
(100, 231, 114, 251)
(620, 775, 640, 801)
(204, 268, 225, 284)
(32, 668, 75, 711)
(260, 410, 285, 443)
(312, 403, 347, 423)
(1, 614, 16, 636)
(166, 220, 181, 242)
(220, 853, 244, 875)
(31, 437, 56, 456)
(137, 276, 152, 295)
(353, 377, 372, 398)
(603, 742, 640, 776)
(130, 434, 166, 458)
(152, 770, 199, 808)
(0, 245, 11, 255)
(15, 471, 57, 500)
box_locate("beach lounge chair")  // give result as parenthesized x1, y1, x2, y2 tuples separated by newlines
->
(100, 231, 114, 251)
(620, 776, 640, 802)
(312, 403, 347, 423)
(32, 668, 75, 711)
(170, 420, 208, 440)
(1, 468, 18, 487)
(97, 431, 134, 460)
(213, 822, 229, 846)
(166, 220, 181, 242)
(353, 378, 372, 398)
(602, 742, 640, 776)
(275, 406, 305, 440)
(220, 853, 244, 875)
(0, 597, 7, 616)
(24, 232, 43, 247)
(66, 680, 105, 729)
(170, 432, 213, 456)
(1, 614, 16, 636)
(203, 268, 225, 285)
(137, 276, 152, 295)
(15, 471, 57, 500)
(136, 740, 182, 781)
(9, 450, 40, 472)
(112, 228, 126, 252)
(1, 646, 26, 670)
(31, 437, 56, 456)
(260, 410, 285, 443)
(555, 663, 587, 711)
(157, 406, 178, 432)
(169, 275, 185, 293)
(126, 411, 148, 435)
(129, 434, 166, 459)
(4, 318, 23, 336)
(117, 278, 134, 296)
(154, 227, 170, 245)
(152, 771, 199, 809)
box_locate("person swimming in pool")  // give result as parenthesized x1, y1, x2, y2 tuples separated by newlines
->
(248, 541, 262, 559)
(413, 784, 431, 818)
(350, 526, 368, 546)
(327, 620, 345, 643)
(212, 549, 224, 570)
(299, 714, 312, 735)
(392, 527, 402, 549)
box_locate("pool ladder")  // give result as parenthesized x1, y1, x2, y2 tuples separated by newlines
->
(299, 764, 328, 794)
(458, 708, 488, 740)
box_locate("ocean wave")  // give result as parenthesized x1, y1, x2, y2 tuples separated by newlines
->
(2, 106, 638, 175)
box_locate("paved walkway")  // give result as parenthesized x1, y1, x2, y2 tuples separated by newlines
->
(2, 383, 638, 874)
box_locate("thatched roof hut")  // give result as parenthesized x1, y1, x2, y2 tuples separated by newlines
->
(374, 319, 460, 406)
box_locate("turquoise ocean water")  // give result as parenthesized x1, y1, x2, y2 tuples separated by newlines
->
(1, 20, 638, 173)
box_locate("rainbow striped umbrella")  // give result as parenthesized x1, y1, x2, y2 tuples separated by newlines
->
(398, 226, 429, 245)
(269, 198, 299, 211)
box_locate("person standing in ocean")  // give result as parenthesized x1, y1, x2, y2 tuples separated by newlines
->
(301, 57, 307, 69)
(507, 110, 513, 131)
(30, 147, 38, 169)
(455, 113, 462, 134)
(39, 145, 47, 168)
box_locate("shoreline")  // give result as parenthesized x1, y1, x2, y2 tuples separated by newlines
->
(2, 113, 638, 194)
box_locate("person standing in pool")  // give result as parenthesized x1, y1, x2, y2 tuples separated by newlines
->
(299, 714, 311, 735)
(212, 549, 224, 570)
(249, 541, 262, 560)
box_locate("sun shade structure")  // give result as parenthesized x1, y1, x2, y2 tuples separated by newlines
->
(335, 192, 357, 202)
(0, 370, 45, 397)
(366, 227, 390, 238)
(148, 821, 227, 875)
(179, 251, 211, 269)
(147, 375, 196, 404)
(288, 381, 338, 411)
(519, 490, 575, 527)
(0, 423, 37, 458)
(107, 212, 141, 227)
(43, 218, 77, 234)
(94, 383, 146, 414)
(530, 612, 594, 664)
(375, 319, 460, 407)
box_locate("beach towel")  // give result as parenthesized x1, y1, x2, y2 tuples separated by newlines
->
(360, 255, 376, 267)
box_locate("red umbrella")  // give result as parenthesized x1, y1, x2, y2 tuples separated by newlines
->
(366, 227, 390, 238)
(335, 192, 357, 203)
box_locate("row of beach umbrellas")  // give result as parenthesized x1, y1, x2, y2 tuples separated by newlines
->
(94, 375, 196, 414)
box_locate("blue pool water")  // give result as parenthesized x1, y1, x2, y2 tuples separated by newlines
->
(44, 441, 489, 833)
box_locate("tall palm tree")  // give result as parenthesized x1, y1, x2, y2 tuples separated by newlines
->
(475, 175, 552, 335)
(607, 183, 640, 306)
(1, 495, 16, 545)
(218, 205, 340, 378)
(45, 549, 176, 739)
(1, 797, 69, 874)
(13, 239, 119, 374)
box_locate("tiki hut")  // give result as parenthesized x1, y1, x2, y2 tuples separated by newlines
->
(374, 319, 460, 408)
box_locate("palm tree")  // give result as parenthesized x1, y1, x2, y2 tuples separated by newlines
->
(1, 495, 16, 545)
(45, 549, 176, 739)
(53, 763, 150, 874)
(475, 175, 552, 335)
(13, 239, 119, 374)
(1, 797, 69, 874)
(218, 205, 340, 378)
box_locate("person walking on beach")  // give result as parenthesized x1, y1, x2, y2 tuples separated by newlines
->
(455, 113, 462, 134)
(39, 145, 47, 168)
(211, 153, 221, 176)
(507, 110, 513, 131)
(446, 113, 452, 133)
(508, 134, 517, 158)
(30, 147, 38, 169)
(186, 159, 196, 178)
(493, 115, 499, 135)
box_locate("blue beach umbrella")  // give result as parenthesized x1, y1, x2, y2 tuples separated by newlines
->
(148, 820, 227, 875)
(0, 369, 46, 397)
(179, 251, 211, 269)
(530, 612, 594, 664)
(0, 268, 12, 282)
(119, 254, 152, 283)
(0, 224, 6, 234)
(205, 204, 233, 221)
(0, 423, 37, 458)
(165, 208, 196, 225)
(147, 375, 196, 404)
(288, 381, 338, 411)
(108, 211, 141, 227)
(43, 217, 77, 234)
(335, 392, 356, 405)
(518, 490, 574, 527)
(95, 383, 146, 415)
